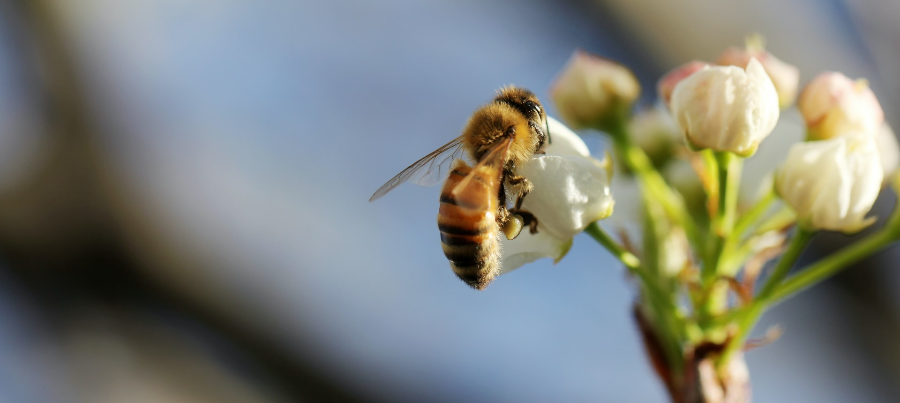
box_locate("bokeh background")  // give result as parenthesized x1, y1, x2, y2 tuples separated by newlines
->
(0, 0, 899, 402)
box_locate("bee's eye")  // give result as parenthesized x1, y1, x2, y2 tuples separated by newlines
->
(525, 101, 542, 115)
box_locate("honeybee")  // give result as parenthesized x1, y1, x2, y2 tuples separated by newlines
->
(370, 86, 550, 290)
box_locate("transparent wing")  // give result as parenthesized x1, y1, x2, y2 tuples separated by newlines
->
(449, 136, 513, 211)
(369, 136, 466, 202)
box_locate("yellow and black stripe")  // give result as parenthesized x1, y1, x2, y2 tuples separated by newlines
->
(437, 161, 501, 290)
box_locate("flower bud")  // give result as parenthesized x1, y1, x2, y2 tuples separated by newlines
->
(798, 72, 884, 141)
(657, 61, 708, 106)
(663, 159, 706, 217)
(775, 135, 883, 233)
(877, 123, 899, 185)
(669, 58, 780, 157)
(550, 50, 641, 131)
(716, 39, 799, 108)
(628, 107, 681, 168)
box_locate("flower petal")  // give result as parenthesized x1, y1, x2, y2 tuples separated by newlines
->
(518, 154, 614, 239)
(545, 116, 590, 157)
(498, 231, 573, 274)
(494, 117, 614, 275)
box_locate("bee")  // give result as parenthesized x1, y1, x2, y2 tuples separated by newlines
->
(370, 86, 550, 290)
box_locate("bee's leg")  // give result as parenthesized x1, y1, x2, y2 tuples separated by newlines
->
(513, 210, 539, 234)
(504, 172, 533, 210)
(497, 205, 511, 225)
(504, 171, 539, 234)
(496, 182, 510, 225)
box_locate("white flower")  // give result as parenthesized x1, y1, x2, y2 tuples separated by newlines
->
(550, 50, 641, 131)
(775, 135, 883, 233)
(798, 72, 884, 141)
(669, 58, 780, 157)
(499, 117, 614, 273)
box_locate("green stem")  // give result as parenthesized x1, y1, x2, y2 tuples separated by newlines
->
(717, 228, 814, 367)
(641, 190, 663, 277)
(585, 221, 684, 371)
(718, 190, 777, 273)
(585, 221, 670, 303)
(584, 222, 641, 269)
(757, 229, 815, 299)
(731, 189, 776, 242)
(718, 152, 742, 236)
(704, 153, 742, 280)
(753, 206, 796, 235)
(603, 122, 694, 374)
(700, 154, 742, 324)
(608, 125, 702, 256)
(701, 149, 719, 201)
(702, 150, 720, 282)
(768, 229, 896, 304)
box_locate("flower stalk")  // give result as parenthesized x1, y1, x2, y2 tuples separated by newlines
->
(731, 189, 776, 244)
(584, 222, 640, 269)
(718, 228, 815, 367)
(608, 121, 704, 255)
(768, 199, 900, 303)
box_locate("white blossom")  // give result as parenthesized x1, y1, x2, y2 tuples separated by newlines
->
(499, 117, 614, 273)
(669, 58, 780, 157)
(776, 135, 883, 233)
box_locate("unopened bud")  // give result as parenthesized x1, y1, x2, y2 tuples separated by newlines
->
(716, 36, 799, 108)
(628, 107, 681, 168)
(877, 123, 899, 186)
(657, 61, 708, 106)
(669, 59, 780, 157)
(776, 135, 882, 233)
(798, 72, 884, 141)
(550, 50, 641, 132)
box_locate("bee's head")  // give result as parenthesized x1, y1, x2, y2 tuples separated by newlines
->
(494, 86, 550, 150)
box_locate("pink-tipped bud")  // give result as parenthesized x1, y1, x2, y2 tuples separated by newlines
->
(716, 38, 799, 108)
(657, 61, 708, 106)
(550, 50, 641, 131)
(798, 72, 884, 141)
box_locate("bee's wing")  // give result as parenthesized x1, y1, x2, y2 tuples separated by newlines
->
(449, 136, 513, 211)
(369, 136, 467, 202)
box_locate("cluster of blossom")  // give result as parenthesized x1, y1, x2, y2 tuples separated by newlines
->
(489, 35, 900, 401)
(499, 36, 896, 274)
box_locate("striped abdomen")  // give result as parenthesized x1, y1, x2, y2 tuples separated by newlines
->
(438, 160, 502, 290)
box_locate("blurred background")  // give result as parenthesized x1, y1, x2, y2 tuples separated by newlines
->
(0, 0, 899, 402)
